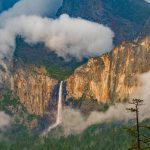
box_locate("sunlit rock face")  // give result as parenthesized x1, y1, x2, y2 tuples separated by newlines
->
(10, 37, 150, 114)
(66, 36, 150, 102)
(13, 65, 58, 115)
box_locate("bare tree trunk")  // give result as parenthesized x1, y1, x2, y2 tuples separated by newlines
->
(136, 105, 140, 150)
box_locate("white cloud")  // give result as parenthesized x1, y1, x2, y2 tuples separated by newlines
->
(0, 14, 114, 60)
(62, 104, 131, 135)
(0, 111, 10, 130)
(0, 0, 62, 27)
(134, 72, 150, 120)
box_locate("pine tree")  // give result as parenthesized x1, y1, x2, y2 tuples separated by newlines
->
(126, 99, 150, 150)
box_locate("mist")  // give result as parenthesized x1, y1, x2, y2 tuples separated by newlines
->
(61, 103, 132, 135)
(61, 72, 150, 135)
(0, 14, 114, 60)
(134, 72, 150, 120)
(0, 111, 10, 130)
(0, 0, 63, 27)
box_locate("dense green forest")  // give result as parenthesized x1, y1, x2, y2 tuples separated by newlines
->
(0, 93, 150, 150)
(0, 122, 132, 150)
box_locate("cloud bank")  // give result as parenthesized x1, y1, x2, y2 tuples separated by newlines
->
(61, 105, 131, 135)
(0, 0, 62, 27)
(135, 72, 150, 120)
(0, 14, 114, 60)
(61, 72, 150, 135)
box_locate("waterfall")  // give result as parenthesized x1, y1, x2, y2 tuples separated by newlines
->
(43, 81, 63, 135)
(56, 81, 63, 125)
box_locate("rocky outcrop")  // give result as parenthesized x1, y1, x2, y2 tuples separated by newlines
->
(66, 36, 150, 102)
(57, 0, 150, 44)
(13, 65, 58, 115)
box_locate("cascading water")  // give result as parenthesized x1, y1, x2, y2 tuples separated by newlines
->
(56, 81, 63, 125)
(42, 81, 63, 135)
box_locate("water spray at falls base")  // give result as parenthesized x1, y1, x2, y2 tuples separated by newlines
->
(43, 81, 63, 135)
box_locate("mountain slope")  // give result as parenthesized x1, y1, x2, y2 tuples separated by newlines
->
(11, 36, 150, 115)
(66, 36, 150, 102)
(14, 39, 87, 81)
(57, 0, 150, 44)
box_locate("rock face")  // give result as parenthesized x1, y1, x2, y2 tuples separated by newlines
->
(12, 37, 150, 114)
(66, 36, 150, 102)
(13, 65, 58, 115)
(57, 0, 150, 44)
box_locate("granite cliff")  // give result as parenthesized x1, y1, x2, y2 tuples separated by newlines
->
(66, 36, 150, 102)
(12, 64, 58, 115)
(10, 36, 150, 115)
